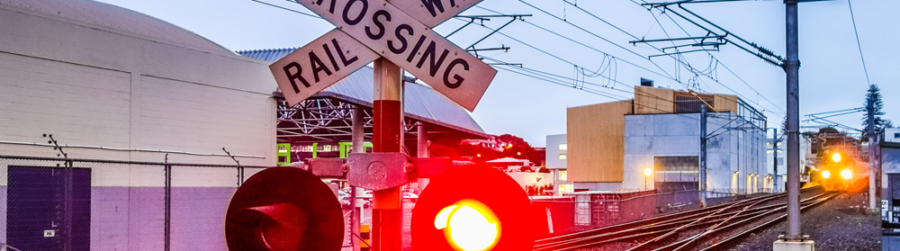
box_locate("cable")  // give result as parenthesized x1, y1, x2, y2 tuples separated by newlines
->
(516, 1, 782, 118)
(847, 0, 871, 86)
(626, 1, 786, 115)
(457, 13, 675, 83)
(467, 19, 716, 121)
(491, 60, 703, 121)
(506, 2, 677, 80)
(655, 8, 786, 115)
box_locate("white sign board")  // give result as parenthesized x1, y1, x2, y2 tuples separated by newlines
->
(294, 0, 497, 111)
(391, 0, 484, 28)
(270, 30, 379, 106)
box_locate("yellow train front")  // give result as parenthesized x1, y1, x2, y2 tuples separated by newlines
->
(814, 152, 869, 192)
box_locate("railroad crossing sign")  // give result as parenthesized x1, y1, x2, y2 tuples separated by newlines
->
(270, 0, 497, 111)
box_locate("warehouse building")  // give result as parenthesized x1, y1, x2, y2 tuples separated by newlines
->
(0, 0, 277, 250)
(0, 1, 496, 250)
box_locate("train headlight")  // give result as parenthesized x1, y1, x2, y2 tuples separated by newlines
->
(841, 169, 852, 179)
(822, 170, 831, 179)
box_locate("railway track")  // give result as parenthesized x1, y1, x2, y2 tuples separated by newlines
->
(534, 186, 834, 251)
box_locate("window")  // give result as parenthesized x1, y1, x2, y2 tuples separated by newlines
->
(675, 95, 714, 113)
(559, 171, 568, 181)
(654, 156, 699, 171)
(894, 133, 899, 138)
(559, 184, 574, 196)
(558, 154, 567, 160)
(558, 143, 567, 150)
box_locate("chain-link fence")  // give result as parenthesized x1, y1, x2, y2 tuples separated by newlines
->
(0, 155, 268, 251)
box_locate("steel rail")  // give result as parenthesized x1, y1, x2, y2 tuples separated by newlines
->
(535, 186, 821, 247)
(699, 192, 838, 251)
(537, 187, 825, 251)
(535, 189, 797, 246)
(662, 192, 832, 251)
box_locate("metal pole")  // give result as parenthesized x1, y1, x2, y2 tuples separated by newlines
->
(371, 58, 403, 251)
(164, 154, 171, 251)
(868, 98, 878, 213)
(350, 106, 365, 251)
(700, 104, 707, 207)
(773, 128, 779, 192)
(417, 123, 429, 193)
(784, 0, 802, 238)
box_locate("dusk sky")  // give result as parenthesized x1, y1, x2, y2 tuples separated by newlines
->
(96, 0, 899, 146)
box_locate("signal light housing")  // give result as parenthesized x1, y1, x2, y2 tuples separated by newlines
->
(412, 165, 535, 251)
(225, 167, 344, 251)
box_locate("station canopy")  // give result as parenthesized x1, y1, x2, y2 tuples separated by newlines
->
(238, 48, 492, 144)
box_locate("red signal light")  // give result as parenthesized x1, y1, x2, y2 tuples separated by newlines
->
(434, 200, 500, 250)
(412, 165, 534, 251)
(225, 167, 344, 251)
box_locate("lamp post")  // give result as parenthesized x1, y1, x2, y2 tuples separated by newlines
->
(644, 168, 652, 190)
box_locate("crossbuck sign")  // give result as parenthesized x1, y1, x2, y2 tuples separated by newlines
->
(270, 0, 496, 112)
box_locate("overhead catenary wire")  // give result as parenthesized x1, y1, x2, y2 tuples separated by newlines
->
(463, 9, 744, 122)
(653, 5, 786, 115)
(512, 1, 783, 117)
(847, 0, 871, 86)
(457, 12, 675, 83)
(503, 2, 677, 80)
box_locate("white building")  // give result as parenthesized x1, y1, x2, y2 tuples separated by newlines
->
(545, 134, 572, 195)
(0, 0, 277, 250)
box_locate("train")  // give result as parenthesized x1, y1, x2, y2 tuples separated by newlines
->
(805, 129, 869, 192)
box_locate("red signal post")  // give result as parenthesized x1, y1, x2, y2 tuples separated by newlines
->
(371, 58, 404, 251)
(412, 165, 536, 251)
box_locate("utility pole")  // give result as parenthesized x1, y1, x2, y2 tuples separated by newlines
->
(700, 104, 708, 207)
(417, 122, 430, 193)
(783, 0, 802, 240)
(868, 98, 878, 213)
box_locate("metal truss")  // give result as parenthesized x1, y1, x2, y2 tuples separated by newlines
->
(277, 97, 373, 142)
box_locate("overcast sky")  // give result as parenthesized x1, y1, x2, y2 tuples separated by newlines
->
(96, 0, 898, 147)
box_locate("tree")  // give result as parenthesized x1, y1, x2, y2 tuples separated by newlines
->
(495, 134, 540, 164)
(862, 84, 887, 134)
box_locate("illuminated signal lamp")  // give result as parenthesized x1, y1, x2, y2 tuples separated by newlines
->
(822, 170, 831, 179)
(225, 167, 343, 251)
(412, 165, 536, 251)
(832, 153, 841, 163)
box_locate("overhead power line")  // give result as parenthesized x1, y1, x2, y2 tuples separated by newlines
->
(510, 2, 677, 80)
(847, 0, 871, 86)
(654, 8, 786, 115)
(546, 0, 785, 115)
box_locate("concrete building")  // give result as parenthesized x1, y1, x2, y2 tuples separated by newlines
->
(545, 134, 572, 195)
(0, 0, 277, 250)
(566, 85, 768, 195)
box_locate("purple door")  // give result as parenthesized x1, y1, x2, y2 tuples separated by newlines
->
(8, 166, 90, 251)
